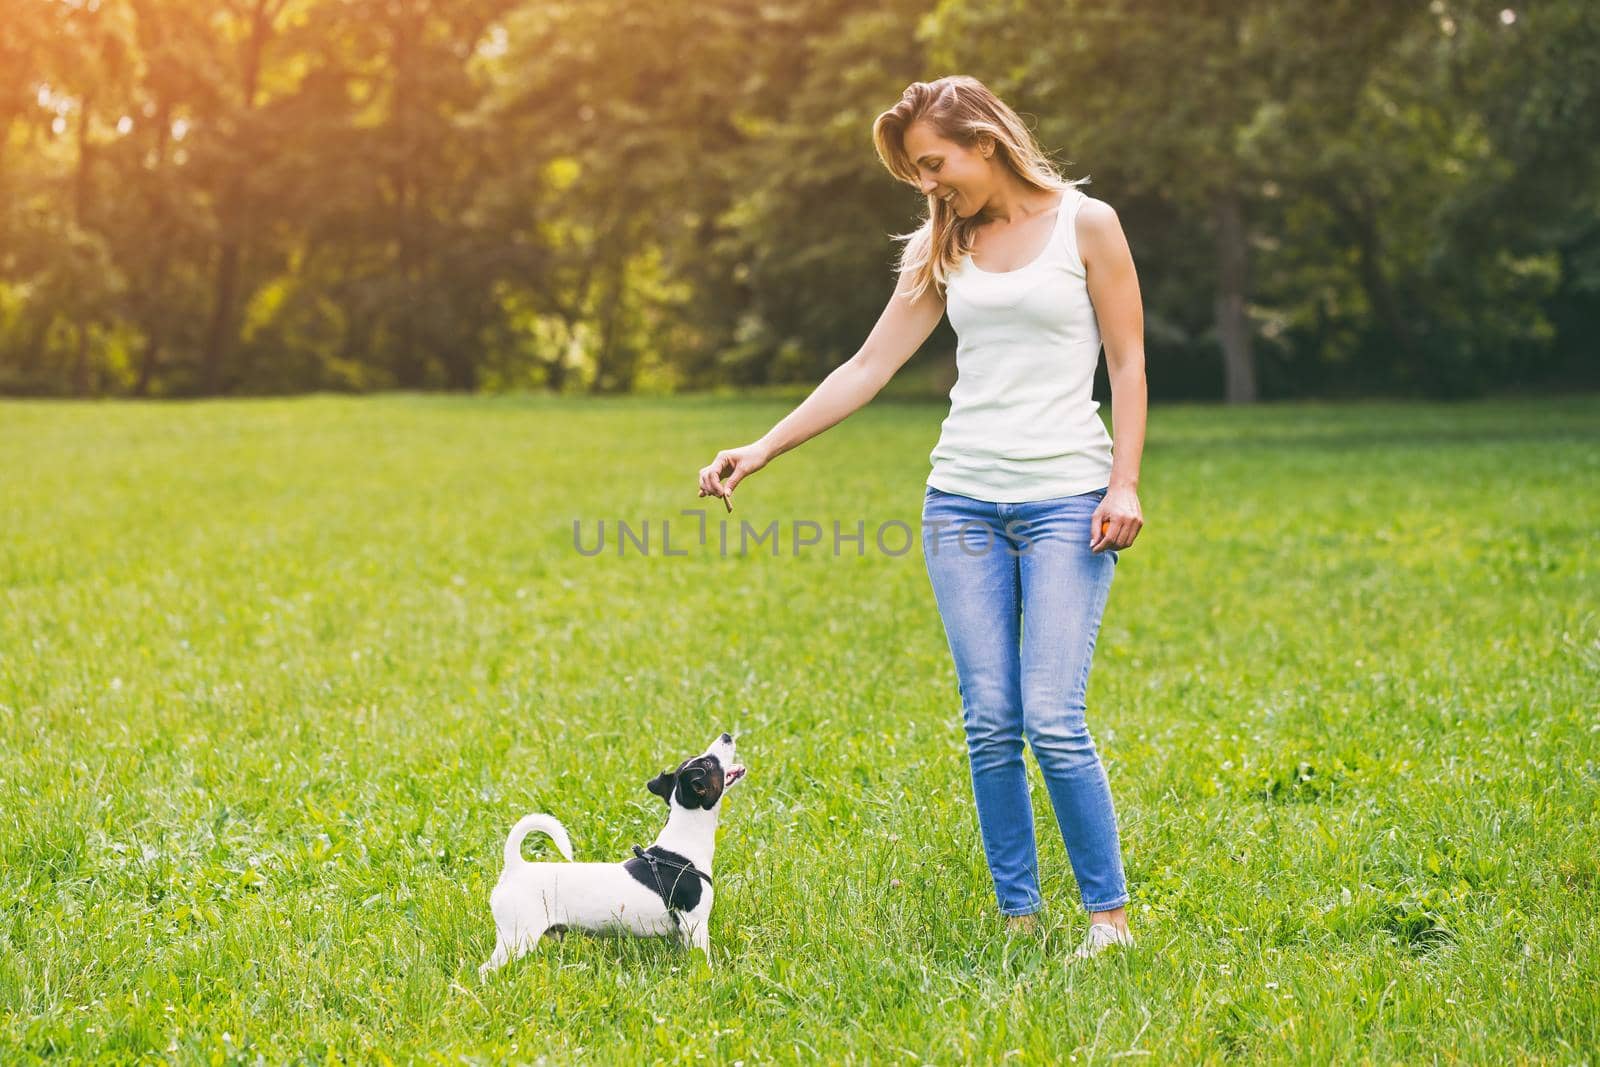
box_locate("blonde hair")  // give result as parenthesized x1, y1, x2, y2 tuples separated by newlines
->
(871, 75, 1088, 304)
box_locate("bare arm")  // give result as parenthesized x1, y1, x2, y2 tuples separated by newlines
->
(698, 269, 946, 502)
(1079, 197, 1148, 551)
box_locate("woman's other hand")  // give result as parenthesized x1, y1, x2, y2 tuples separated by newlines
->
(1090, 485, 1143, 552)
(698, 443, 772, 508)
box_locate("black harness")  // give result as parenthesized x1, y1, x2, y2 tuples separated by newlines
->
(630, 845, 712, 929)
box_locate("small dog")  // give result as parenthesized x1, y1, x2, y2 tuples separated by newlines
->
(479, 732, 746, 977)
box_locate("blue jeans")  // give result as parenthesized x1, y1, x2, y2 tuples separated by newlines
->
(920, 484, 1129, 915)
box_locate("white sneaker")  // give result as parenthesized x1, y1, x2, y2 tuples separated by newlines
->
(1073, 922, 1134, 960)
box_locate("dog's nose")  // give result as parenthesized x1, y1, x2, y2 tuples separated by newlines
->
(720, 732, 732, 744)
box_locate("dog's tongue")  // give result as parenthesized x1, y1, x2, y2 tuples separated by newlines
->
(726, 764, 746, 783)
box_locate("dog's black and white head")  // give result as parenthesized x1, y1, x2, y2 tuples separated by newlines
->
(647, 732, 746, 811)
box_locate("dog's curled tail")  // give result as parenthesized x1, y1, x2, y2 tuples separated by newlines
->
(502, 813, 574, 867)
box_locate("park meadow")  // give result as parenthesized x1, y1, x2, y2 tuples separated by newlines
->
(2, 393, 1597, 1063)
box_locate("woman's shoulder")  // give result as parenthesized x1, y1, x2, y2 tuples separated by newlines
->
(1071, 195, 1126, 265)
(1074, 193, 1118, 225)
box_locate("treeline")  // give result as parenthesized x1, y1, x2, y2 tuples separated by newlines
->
(1, 0, 1596, 401)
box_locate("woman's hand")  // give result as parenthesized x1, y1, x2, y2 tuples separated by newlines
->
(1090, 485, 1143, 553)
(698, 442, 772, 509)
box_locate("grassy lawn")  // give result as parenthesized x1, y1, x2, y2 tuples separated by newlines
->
(2, 393, 1597, 1063)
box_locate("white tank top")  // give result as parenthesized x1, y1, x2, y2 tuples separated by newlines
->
(927, 187, 1115, 503)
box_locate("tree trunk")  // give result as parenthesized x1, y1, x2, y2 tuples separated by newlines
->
(201, 238, 241, 395)
(1213, 188, 1257, 404)
(392, 7, 424, 388)
(133, 335, 162, 397)
(134, 99, 174, 397)
(545, 353, 568, 393)
(590, 262, 630, 394)
(73, 92, 94, 396)
(1331, 187, 1414, 357)
(201, 0, 275, 396)
(73, 324, 91, 397)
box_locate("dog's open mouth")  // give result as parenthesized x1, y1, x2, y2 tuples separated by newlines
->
(725, 764, 746, 784)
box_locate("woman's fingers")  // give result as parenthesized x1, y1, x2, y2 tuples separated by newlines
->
(1091, 511, 1142, 551)
(698, 448, 761, 511)
(700, 456, 724, 496)
(699, 455, 733, 502)
(1089, 487, 1144, 552)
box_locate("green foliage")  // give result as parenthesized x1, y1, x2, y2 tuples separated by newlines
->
(0, 1, 1597, 398)
(932, 0, 1600, 398)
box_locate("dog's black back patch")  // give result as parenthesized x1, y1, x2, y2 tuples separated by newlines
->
(625, 846, 705, 913)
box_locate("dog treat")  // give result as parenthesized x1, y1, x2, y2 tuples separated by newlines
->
(699, 489, 734, 513)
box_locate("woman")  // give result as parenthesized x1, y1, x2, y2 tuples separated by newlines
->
(696, 76, 1146, 960)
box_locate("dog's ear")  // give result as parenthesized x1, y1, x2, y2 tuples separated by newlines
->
(698, 773, 725, 809)
(676, 764, 723, 810)
(647, 770, 676, 803)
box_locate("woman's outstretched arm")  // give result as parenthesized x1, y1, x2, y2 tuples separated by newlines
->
(698, 269, 946, 504)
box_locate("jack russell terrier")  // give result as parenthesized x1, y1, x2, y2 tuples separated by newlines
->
(479, 732, 745, 977)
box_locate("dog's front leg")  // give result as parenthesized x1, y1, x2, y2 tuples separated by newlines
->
(680, 920, 713, 969)
(479, 933, 512, 979)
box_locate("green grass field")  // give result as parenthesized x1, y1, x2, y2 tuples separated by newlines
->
(2, 393, 1597, 1063)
